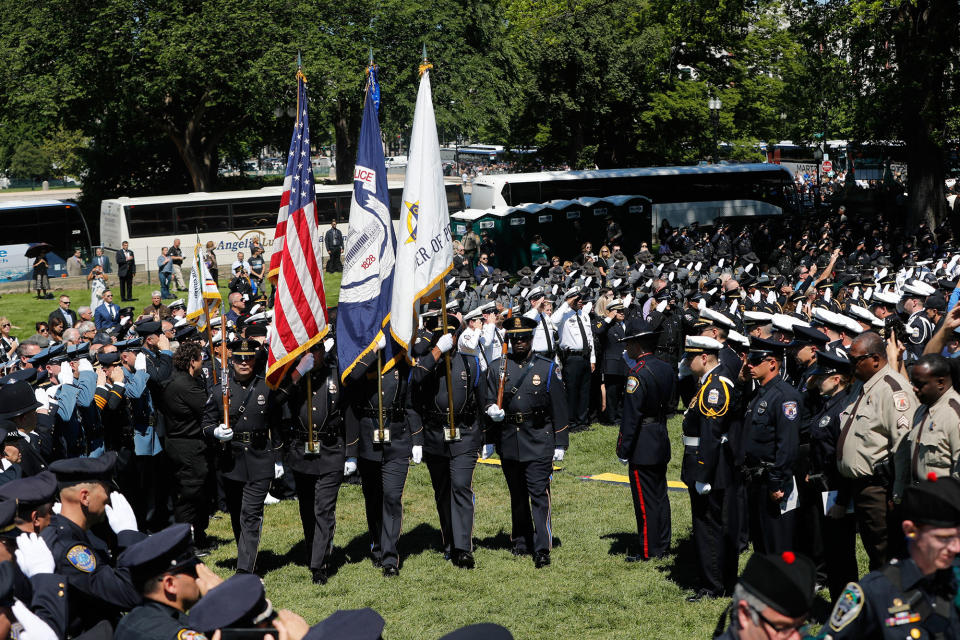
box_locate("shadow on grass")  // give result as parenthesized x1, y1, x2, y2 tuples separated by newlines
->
(657, 532, 700, 592)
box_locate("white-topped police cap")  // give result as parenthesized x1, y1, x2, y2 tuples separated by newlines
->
(848, 304, 885, 328)
(772, 313, 810, 332)
(526, 286, 545, 301)
(902, 279, 937, 297)
(835, 313, 864, 335)
(727, 329, 750, 348)
(871, 289, 901, 306)
(811, 307, 841, 327)
(684, 335, 723, 353)
(564, 286, 582, 300)
(698, 306, 735, 328)
(743, 310, 774, 325)
(608, 298, 625, 311)
(168, 298, 186, 311)
(463, 301, 495, 320)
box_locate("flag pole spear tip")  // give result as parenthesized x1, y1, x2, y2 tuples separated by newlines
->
(422, 43, 428, 62)
(368, 47, 374, 66)
(297, 51, 302, 69)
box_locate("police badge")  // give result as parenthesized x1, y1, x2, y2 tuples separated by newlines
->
(782, 401, 798, 421)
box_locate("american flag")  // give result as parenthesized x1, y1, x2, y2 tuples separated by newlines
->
(266, 70, 329, 388)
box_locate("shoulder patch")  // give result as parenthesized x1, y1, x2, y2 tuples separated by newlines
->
(66, 545, 97, 573)
(948, 399, 960, 420)
(782, 401, 798, 421)
(707, 388, 720, 405)
(892, 391, 910, 412)
(178, 631, 207, 640)
(829, 582, 864, 631)
(626, 376, 639, 394)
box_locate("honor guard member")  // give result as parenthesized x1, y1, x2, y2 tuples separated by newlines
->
(0, 380, 49, 477)
(114, 523, 222, 640)
(805, 347, 859, 602)
(823, 476, 960, 640)
(202, 338, 283, 575)
(715, 551, 816, 639)
(616, 317, 676, 561)
(681, 336, 738, 601)
(343, 337, 422, 578)
(894, 355, 960, 497)
(41, 452, 145, 636)
(524, 288, 557, 359)
(742, 337, 802, 554)
(593, 298, 628, 424)
(410, 315, 486, 569)
(839, 331, 917, 570)
(551, 287, 595, 432)
(484, 316, 568, 568)
(902, 280, 937, 359)
(282, 338, 355, 585)
(0, 470, 58, 534)
(696, 307, 742, 381)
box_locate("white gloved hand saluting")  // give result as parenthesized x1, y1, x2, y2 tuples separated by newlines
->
(213, 424, 233, 441)
(59, 363, 74, 386)
(435, 333, 454, 354)
(295, 353, 315, 376)
(77, 358, 93, 373)
(134, 352, 147, 371)
(11, 599, 58, 640)
(15, 533, 55, 577)
(695, 481, 712, 495)
(344, 457, 358, 476)
(411, 445, 423, 465)
(274, 462, 284, 479)
(485, 405, 505, 422)
(553, 448, 565, 462)
(105, 491, 139, 533)
(481, 444, 495, 460)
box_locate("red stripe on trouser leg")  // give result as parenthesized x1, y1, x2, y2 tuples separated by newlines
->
(634, 469, 649, 559)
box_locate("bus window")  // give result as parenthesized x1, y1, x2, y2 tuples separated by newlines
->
(388, 188, 403, 219)
(507, 182, 541, 206)
(128, 204, 175, 237)
(175, 204, 229, 234)
(315, 196, 337, 223)
(445, 185, 465, 213)
(232, 198, 280, 231)
(337, 196, 352, 221)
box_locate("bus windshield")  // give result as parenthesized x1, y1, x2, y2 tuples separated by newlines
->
(0, 200, 92, 281)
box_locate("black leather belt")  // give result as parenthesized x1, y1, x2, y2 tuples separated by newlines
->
(426, 406, 476, 421)
(561, 349, 588, 358)
(361, 407, 405, 422)
(505, 410, 545, 424)
(234, 431, 268, 445)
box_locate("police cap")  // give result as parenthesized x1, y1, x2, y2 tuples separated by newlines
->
(118, 523, 200, 589)
(0, 369, 39, 387)
(135, 321, 163, 337)
(0, 471, 57, 509)
(304, 608, 387, 640)
(792, 325, 830, 348)
(115, 337, 143, 353)
(901, 475, 960, 527)
(187, 574, 274, 632)
(435, 624, 514, 640)
(423, 315, 460, 335)
(504, 316, 537, 336)
(809, 347, 852, 377)
(620, 317, 659, 342)
(96, 352, 122, 367)
(0, 381, 42, 420)
(228, 339, 258, 357)
(175, 325, 200, 342)
(684, 336, 723, 353)
(739, 551, 816, 618)
(749, 336, 792, 356)
(48, 451, 118, 489)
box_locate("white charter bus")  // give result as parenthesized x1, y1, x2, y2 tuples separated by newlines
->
(100, 183, 466, 273)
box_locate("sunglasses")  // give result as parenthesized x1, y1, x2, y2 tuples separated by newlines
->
(851, 352, 878, 365)
(1, 324, 9, 328)
(746, 354, 774, 366)
(232, 354, 256, 362)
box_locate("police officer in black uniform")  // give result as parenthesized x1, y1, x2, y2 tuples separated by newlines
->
(681, 336, 738, 601)
(824, 476, 960, 639)
(410, 315, 486, 569)
(281, 339, 356, 585)
(741, 337, 802, 554)
(114, 523, 221, 640)
(484, 316, 568, 568)
(41, 452, 145, 636)
(593, 298, 628, 424)
(616, 316, 676, 561)
(344, 337, 422, 577)
(202, 338, 283, 574)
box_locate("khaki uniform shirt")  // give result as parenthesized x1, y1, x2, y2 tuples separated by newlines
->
(837, 365, 916, 478)
(893, 387, 960, 497)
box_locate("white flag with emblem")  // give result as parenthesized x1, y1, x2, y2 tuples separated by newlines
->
(389, 65, 453, 355)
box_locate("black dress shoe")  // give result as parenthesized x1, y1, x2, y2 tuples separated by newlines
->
(371, 558, 383, 569)
(686, 589, 720, 603)
(625, 554, 647, 562)
(533, 551, 551, 568)
(453, 551, 475, 569)
(382, 565, 399, 577)
(312, 568, 328, 585)
(511, 545, 529, 557)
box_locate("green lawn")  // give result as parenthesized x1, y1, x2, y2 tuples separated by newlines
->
(0, 272, 341, 341)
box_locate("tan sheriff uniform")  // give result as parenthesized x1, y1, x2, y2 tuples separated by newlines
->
(893, 387, 960, 497)
(835, 364, 916, 570)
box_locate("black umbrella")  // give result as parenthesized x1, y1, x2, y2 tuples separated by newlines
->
(25, 243, 53, 259)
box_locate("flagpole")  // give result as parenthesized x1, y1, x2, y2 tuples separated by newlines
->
(376, 348, 386, 443)
(306, 370, 315, 453)
(439, 282, 459, 441)
(201, 297, 218, 386)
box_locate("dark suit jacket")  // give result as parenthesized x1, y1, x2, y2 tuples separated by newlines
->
(116, 250, 135, 278)
(48, 308, 78, 329)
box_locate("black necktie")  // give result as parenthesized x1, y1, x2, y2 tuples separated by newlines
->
(574, 313, 588, 350)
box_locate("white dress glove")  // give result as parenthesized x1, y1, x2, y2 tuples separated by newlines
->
(213, 424, 233, 441)
(374, 335, 387, 352)
(52, 502, 61, 515)
(77, 358, 93, 373)
(323, 337, 335, 352)
(35, 389, 51, 412)
(59, 364, 74, 386)
(105, 492, 139, 533)
(15, 533, 55, 577)
(295, 353, 315, 376)
(411, 445, 423, 464)
(553, 448, 565, 462)
(11, 599, 58, 640)
(485, 405, 505, 422)
(134, 352, 147, 371)
(695, 481, 712, 495)
(274, 462, 284, 479)
(435, 333, 454, 354)
(481, 444, 495, 460)
(344, 457, 358, 476)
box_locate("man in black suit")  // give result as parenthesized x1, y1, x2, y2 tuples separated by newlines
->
(116, 241, 136, 301)
(48, 295, 78, 330)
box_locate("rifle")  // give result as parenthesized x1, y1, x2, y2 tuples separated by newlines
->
(496, 308, 512, 408)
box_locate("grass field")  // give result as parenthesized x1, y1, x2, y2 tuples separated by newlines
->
(0, 275, 867, 638)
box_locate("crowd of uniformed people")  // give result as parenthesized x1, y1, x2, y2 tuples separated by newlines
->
(4, 202, 960, 638)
